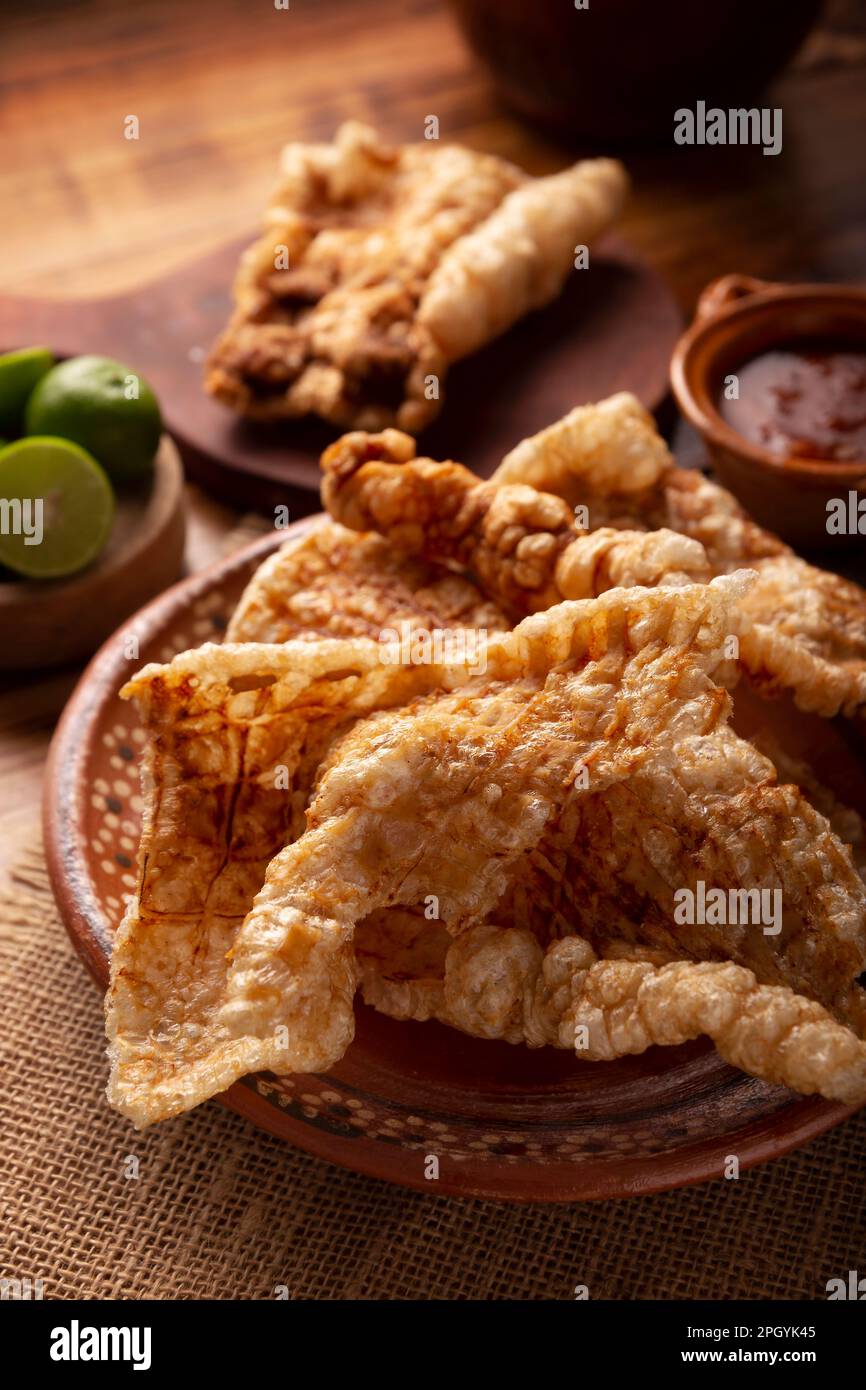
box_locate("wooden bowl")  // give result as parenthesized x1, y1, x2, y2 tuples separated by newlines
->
(42, 519, 866, 1200)
(671, 275, 866, 549)
(0, 435, 185, 669)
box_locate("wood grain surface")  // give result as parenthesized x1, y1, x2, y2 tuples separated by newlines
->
(2, 0, 865, 874)
(0, 233, 683, 509)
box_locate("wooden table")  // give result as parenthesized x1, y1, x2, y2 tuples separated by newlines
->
(1, 0, 864, 872)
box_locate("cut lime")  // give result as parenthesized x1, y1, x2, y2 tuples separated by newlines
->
(25, 354, 162, 483)
(0, 437, 114, 579)
(0, 347, 55, 435)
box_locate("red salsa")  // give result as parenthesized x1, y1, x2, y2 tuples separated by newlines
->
(718, 341, 866, 463)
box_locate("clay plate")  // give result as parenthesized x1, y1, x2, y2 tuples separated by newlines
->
(43, 519, 865, 1201)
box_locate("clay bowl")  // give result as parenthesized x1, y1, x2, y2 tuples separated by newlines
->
(671, 275, 866, 549)
(0, 435, 186, 669)
(43, 519, 866, 1201)
(446, 0, 821, 142)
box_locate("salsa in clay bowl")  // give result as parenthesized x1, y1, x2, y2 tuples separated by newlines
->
(671, 275, 866, 549)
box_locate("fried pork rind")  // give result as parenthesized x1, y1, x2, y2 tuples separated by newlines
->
(362, 929, 866, 1106)
(227, 518, 508, 645)
(204, 121, 627, 431)
(494, 390, 673, 505)
(109, 574, 866, 1122)
(320, 428, 711, 616)
(752, 727, 866, 881)
(357, 704, 866, 1037)
(493, 393, 866, 718)
(416, 158, 629, 362)
(221, 578, 752, 1088)
(318, 398, 866, 717)
(238, 573, 865, 1092)
(107, 637, 456, 1127)
(228, 514, 693, 1020)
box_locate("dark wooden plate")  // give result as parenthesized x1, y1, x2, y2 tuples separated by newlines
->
(1, 235, 681, 515)
(42, 519, 864, 1201)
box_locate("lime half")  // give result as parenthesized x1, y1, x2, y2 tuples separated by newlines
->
(0, 437, 114, 579)
(0, 347, 55, 435)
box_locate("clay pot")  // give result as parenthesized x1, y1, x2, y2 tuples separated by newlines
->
(447, 0, 821, 143)
(670, 274, 866, 549)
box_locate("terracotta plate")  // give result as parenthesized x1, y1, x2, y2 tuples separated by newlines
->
(43, 519, 864, 1201)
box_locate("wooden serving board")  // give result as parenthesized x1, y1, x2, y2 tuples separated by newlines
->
(0, 235, 681, 516)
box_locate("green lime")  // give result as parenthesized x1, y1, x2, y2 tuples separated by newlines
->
(0, 437, 114, 579)
(25, 355, 162, 483)
(0, 347, 55, 435)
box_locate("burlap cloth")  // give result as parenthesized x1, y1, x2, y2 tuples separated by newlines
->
(1, 839, 864, 1302)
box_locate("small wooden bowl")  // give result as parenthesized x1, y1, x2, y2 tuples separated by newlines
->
(0, 435, 185, 669)
(670, 275, 866, 549)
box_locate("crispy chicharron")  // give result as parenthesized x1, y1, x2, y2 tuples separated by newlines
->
(320, 427, 711, 613)
(227, 518, 508, 645)
(320, 395, 866, 718)
(204, 121, 627, 431)
(494, 393, 866, 718)
(108, 576, 866, 1124)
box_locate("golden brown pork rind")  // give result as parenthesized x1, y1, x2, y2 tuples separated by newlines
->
(493, 393, 866, 718)
(216, 579, 747, 1100)
(110, 574, 866, 1123)
(228, 573, 865, 1095)
(494, 391, 672, 502)
(320, 428, 710, 615)
(361, 927, 866, 1106)
(226, 511, 703, 1021)
(228, 453, 866, 1050)
(204, 121, 626, 431)
(752, 727, 866, 880)
(226, 518, 508, 645)
(107, 637, 456, 1127)
(320, 398, 866, 717)
(416, 158, 629, 362)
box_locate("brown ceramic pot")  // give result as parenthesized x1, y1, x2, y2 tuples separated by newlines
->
(447, 0, 821, 142)
(671, 274, 866, 549)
